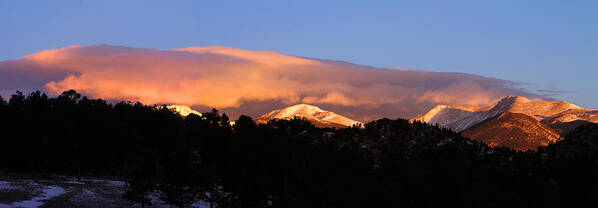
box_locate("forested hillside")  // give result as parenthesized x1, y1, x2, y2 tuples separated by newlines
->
(0, 90, 597, 208)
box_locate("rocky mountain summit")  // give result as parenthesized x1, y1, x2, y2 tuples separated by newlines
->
(413, 96, 596, 150)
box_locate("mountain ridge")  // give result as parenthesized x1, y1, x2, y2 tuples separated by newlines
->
(461, 112, 561, 151)
(256, 104, 362, 128)
(412, 96, 586, 132)
(413, 95, 596, 150)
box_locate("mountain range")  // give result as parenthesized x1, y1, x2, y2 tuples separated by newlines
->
(169, 96, 596, 151)
(253, 96, 597, 151)
(412, 96, 598, 151)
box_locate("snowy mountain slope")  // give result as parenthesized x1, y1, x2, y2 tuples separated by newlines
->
(541, 108, 598, 124)
(412, 95, 597, 150)
(256, 104, 362, 128)
(412, 96, 589, 132)
(165, 105, 202, 117)
(541, 109, 598, 136)
(410, 105, 493, 132)
(495, 96, 583, 120)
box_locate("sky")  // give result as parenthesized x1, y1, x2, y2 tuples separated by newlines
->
(0, 0, 596, 109)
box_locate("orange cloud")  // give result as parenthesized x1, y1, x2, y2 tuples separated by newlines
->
(0, 44, 536, 121)
(418, 81, 504, 106)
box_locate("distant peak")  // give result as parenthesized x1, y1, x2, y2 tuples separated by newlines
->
(257, 104, 361, 127)
(425, 104, 487, 114)
(285, 103, 323, 111)
(498, 95, 530, 103)
(413, 94, 591, 133)
(277, 104, 325, 118)
(495, 95, 581, 110)
(166, 105, 201, 117)
(493, 96, 533, 111)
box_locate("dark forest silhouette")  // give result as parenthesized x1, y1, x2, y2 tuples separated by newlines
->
(0, 90, 597, 207)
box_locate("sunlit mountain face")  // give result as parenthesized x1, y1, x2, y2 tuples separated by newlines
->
(255, 103, 362, 128)
(413, 96, 598, 150)
(0, 44, 537, 121)
(165, 105, 202, 117)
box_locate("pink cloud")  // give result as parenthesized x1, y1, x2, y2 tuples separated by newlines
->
(0, 44, 536, 121)
(418, 81, 505, 107)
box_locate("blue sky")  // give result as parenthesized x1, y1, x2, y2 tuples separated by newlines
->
(0, 0, 596, 108)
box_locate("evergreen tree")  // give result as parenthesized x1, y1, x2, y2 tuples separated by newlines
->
(123, 174, 155, 208)
(1, 89, 597, 207)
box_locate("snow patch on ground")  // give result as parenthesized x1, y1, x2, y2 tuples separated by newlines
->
(69, 178, 126, 187)
(0, 176, 211, 207)
(65, 178, 85, 185)
(1, 185, 66, 208)
(105, 180, 126, 187)
(192, 200, 211, 208)
(0, 181, 17, 190)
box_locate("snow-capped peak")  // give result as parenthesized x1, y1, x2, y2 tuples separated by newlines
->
(275, 104, 325, 119)
(412, 96, 590, 132)
(256, 104, 362, 127)
(490, 96, 582, 119)
(166, 105, 202, 117)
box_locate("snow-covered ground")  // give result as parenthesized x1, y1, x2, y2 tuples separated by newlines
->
(0, 175, 209, 208)
(3, 185, 66, 208)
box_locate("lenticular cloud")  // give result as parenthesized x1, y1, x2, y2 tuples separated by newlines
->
(0, 44, 535, 120)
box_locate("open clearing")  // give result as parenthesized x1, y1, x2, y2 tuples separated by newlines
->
(0, 175, 208, 208)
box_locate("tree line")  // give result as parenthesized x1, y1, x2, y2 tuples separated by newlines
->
(0, 90, 597, 207)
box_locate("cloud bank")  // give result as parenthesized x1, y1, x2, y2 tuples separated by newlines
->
(0, 44, 536, 121)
